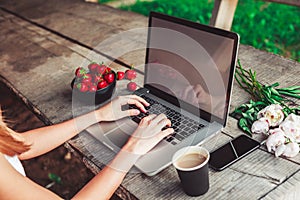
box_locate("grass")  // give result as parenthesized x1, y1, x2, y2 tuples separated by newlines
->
(101, 0, 300, 62)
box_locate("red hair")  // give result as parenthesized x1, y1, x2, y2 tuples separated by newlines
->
(0, 108, 30, 156)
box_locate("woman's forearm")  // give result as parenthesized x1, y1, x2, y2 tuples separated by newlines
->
(72, 115, 171, 200)
(73, 145, 140, 200)
(19, 110, 102, 160)
(17, 95, 148, 160)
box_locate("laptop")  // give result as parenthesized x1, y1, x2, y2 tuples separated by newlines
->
(87, 11, 240, 176)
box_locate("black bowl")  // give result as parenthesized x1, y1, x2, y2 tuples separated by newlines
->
(71, 72, 116, 105)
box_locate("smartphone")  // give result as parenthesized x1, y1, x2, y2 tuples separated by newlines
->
(209, 135, 260, 171)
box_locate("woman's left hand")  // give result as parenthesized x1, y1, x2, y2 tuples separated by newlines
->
(96, 95, 149, 122)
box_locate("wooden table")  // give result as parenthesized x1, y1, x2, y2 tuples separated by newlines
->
(1, 0, 300, 199)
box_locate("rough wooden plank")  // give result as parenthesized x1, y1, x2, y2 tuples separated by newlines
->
(210, 0, 238, 30)
(261, 170, 300, 200)
(0, 0, 147, 51)
(0, 12, 81, 124)
(86, 28, 148, 73)
(121, 145, 300, 199)
(0, 10, 144, 125)
(231, 45, 300, 109)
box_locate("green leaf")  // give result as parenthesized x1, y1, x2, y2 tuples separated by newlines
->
(238, 118, 252, 136)
(270, 87, 280, 96)
(242, 112, 255, 122)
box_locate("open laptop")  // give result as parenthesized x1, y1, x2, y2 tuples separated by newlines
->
(87, 11, 239, 176)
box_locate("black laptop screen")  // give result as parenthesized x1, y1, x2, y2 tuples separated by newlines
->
(145, 12, 239, 126)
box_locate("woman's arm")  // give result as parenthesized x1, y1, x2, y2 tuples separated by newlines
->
(19, 110, 100, 160)
(73, 114, 174, 199)
(1, 113, 173, 200)
(19, 95, 149, 160)
(0, 153, 63, 200)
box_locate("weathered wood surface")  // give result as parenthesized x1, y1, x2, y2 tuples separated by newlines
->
(1, 0, 300, 199)
(210, 0, 238, 30)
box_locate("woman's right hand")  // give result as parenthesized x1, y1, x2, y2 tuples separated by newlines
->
(123, 114, 174, 155)
(95, 95, 149, 122)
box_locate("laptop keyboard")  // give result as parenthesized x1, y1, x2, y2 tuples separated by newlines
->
(130, 94, 206, 145)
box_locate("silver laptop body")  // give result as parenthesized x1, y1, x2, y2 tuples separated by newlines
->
(87, 11, 240, 176)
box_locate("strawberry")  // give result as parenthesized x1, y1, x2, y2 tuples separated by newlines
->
(81, 73, 93, 84)
(127, 82, 137, 91)
(97, 65, 107, 75)
(75, 67, 87, 78)
(97, 80, 108, 89)
(93, 74, 103, 83)
(76, 82, 89, 92)
(89, 84, 98, 92)
(88, 63, 100, 74)
(105, 67, 112, 73)
(117, 71, 125, 80)
(104, 73, 115, 84)
(125, 69, 137, 80)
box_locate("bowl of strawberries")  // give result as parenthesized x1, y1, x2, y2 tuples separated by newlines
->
(71, 62, 117, 105)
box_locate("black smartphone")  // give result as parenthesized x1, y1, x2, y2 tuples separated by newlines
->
(209, 135, 260, 171)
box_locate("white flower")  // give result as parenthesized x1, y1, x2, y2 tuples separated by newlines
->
(257, 104, 284, 127)
(266, 128, 286, 152)
(274, 143, 299, 158)
(251, 117, 269, 134)
(275, 144, 286, 157)
(280, 113, 300, 143)
(282, 142, 299, 158)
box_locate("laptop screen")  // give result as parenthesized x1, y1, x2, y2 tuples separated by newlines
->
(145, 12, 239, 126)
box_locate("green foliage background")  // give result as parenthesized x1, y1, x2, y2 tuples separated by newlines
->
(102, 0, 300, 62)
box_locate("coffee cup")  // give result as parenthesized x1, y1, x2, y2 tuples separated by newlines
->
(172, 146, 210, 196)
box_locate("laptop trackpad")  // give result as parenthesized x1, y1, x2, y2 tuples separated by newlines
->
(105, 124, 135, 149)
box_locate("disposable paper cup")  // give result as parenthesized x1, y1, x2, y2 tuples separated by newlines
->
(172, 146, 210, 196)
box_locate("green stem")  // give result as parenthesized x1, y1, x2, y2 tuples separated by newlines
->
(279, 90, 300, 99)
(278, 85, 300, 91)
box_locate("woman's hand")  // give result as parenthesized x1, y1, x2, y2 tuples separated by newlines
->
(73, 114, 173, 199)
(96, 95, 149, 122)
(123, 114, 174, 155)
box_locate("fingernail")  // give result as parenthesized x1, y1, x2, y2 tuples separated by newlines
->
(134, 110, 140, 115)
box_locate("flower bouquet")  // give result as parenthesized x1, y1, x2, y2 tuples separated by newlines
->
(232, 60, 300, 157)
